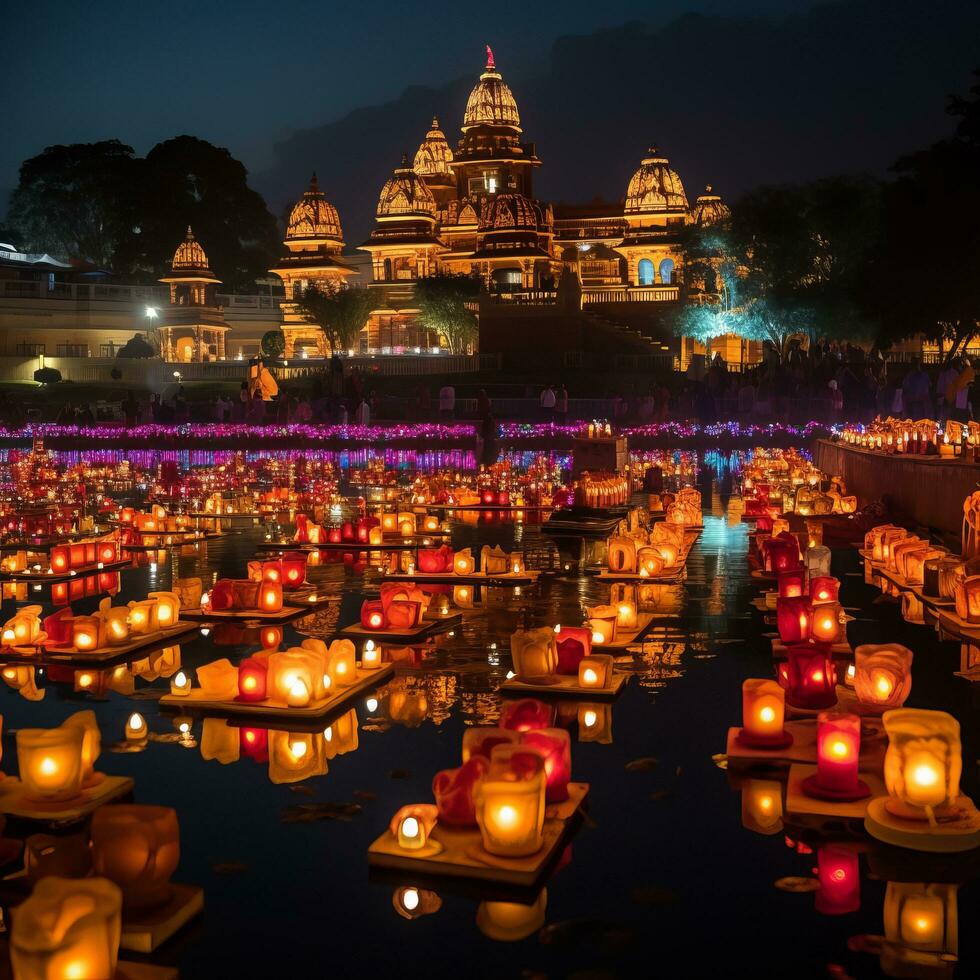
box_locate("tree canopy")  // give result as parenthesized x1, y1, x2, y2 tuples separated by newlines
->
(414, 273, 481, 354)
(6, 137, 279, 290)
(294, 284, 375, 353)
(261, 329, 286, 359)
(116, 334, 156, 359)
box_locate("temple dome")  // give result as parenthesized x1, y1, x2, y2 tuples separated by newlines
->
(414, 117, 454, 176)
(690, 184, 730, 226)
(624, 148, 689, 215)
(376, 157, 436, 219)
(462, 47, 521, 132)
(286, 173, 343, 242)
(171, 226, 212, 272)
(479, 193, 544, 232)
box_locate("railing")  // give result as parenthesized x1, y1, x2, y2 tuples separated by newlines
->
(583, 285, 680, 304)
(486, 290, 557, 306)
(215, 294, 282, 309)
(0, 280, 284, 310)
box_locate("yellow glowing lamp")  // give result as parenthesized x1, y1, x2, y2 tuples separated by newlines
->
(578, 654, 614, 690)
(16, 726, 86, 801)
(475, 772, 547, 857)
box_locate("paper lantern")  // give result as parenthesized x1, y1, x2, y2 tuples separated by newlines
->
(279, 552, 307, 589)
(260, 626, 282, 650)
(815, 846, 861, 916)
(50, 544, 71, 574)
(173, 577, 203, 610)
(765, 536, 801, 574)
(777, 568, 806, 599)
(10, 876, 122, 980)
(236, 657, 268, 702)
(499, 698, 554, 732)
(197, 658, 239, 700)
(510, 627, 558, 679)
(360, 600, 386, 631)
(605, 536, 637, 574)
(453, 549, 475, 575)
(853, 644, 913, 709)
(636, 548, 665, 578)
(126, 600, 155, 635)
(392, 886, 442, 921)
(267, 650, 321, 706)
(809, 576, 839, 604)
(42, 610, 71, 645)
(577, 703, 612, 743)
(90, 804, 179, 910)
(521, 728, 572, 803)
(475, 758, 546, 857)
(480, 545, 510, 575)
(553, 625, 591, 675)
(100, 605, 130, 646)
(62, 711, 102, 788)
(3, 605, 45, 646)
(381, 512, 397, 533)
(615, 599, 638, 630)
(883, 882, 958, 962)
(258, 582, 283, 614)
(784, 642, 837, 709)
(578, 654, 614, 690)
(740, 779, 784, 835)
(462, 728, 520, 763)
(71, 615, 103, 653)
(882, 708, 962, 819)
(955, 575, 980, 624)
(738, 678, 792, 748)
(776, 596, 812, 644)
(17, 726, 85, 801)
(327, 640, 357, 687)
(389, 803, 438, 851)
(803, 711, 870, 801)
(323, 708, 359, 758)
(810, 602, 844, 644)
(432, 756, 489, 826)
(268, 731, 327, 784)
(386, 599, 423, 629)
(368, 525, 384, 545)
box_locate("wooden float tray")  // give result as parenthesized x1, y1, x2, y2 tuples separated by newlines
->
(341, 621, 438, 642)
(2, 558, 131, 583)
(368, 783, 588, 888)
(770, 638, 852, 659)
(121, 882, 203, 953)
(6, 622, 198, 664)
(595, 568, 684, 583)
(601, 613, 655, 649)
(936, 608, 980, 642)
(257, 540, 426, 554)
(0, 775, 134, 821)
(181, 593, 333, 623)
(499, 672, 628, 700)
(875, 565, 956, 610)
(378, 570, 541, 586)
(786, 763, 885, 823)
(161, 662, 394, 719)
(725, 719, 886, 769)
(864, 795, 980, 853)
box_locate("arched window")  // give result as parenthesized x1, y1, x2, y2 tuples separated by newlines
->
(637, 258, 654, 285)
(659, 258, 675, 285)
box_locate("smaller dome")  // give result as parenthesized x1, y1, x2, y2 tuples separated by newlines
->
(286, 173, 343, 242)
(479, 193, 544, 233)
(462, 47, 521, 132)
(414, 117, 454, 176)
(624, 147, 689, 215)
(376, 156, 436, 219)
(690, 184, 731, 226)
(171, 226, 211, 271)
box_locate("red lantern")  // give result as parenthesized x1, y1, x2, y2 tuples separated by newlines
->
(43, 608, 74, 645)
(814, 846, 861, 916)
(784, 642, 837, 710)
(418, 545, 454, 573)
(99, 540, 117, 563)
(809, 576, 839, 604)
(210, 579, 235, 611)
(50, 545, 70, 574)
(499, 698, 555, 732)
(294, 514, 310, 543)
(341, 522, 355, 542)
(432, 756, 489, 826)
(521, 728, 571, 803)
(52, 582, 69, 605)
(554, 626, 592, 675)
(386, 600, 422, 629)
(765, 534, 801, 574)
(360, 600, 386, 631)
(777, 568, 806, 599)
(236, 658, 268, 703)
(802, 711, 869, 800)
(776, 596, 812, 643)
(327, 527, 342, 544)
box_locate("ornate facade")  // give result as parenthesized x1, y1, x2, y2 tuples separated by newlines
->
(158, 227, 229, 362)
(269, 174, 354, 357)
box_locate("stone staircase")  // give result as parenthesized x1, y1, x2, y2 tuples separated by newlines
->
(581, 309, 669, 355)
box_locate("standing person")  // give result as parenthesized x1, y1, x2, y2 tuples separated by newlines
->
(556, 383, 569, 423)
(902, 358, 931, 419)
(438, 383, 455, 420)
(539, 383, 556, 421)
(356, 396, 371, 425)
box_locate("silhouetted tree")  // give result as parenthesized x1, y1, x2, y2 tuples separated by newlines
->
(294, 284, 374, 353)
(414, 273, 481, 354)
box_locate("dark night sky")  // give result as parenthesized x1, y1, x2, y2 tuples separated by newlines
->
(5, 0, 820, 193)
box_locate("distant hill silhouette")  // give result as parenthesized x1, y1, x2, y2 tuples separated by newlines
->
(256, 0, 980, 246)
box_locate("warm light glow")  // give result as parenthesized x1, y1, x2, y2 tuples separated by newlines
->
(759, 705, 775, 724)
(582, 667, 598, 684)
(494, 804, 518, 829)
(583, 710, 597, 728)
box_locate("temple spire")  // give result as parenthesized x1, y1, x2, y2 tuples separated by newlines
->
(485, 44, 495, 71)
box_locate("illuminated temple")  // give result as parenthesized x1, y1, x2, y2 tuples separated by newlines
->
(270, 46, 735, 363)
